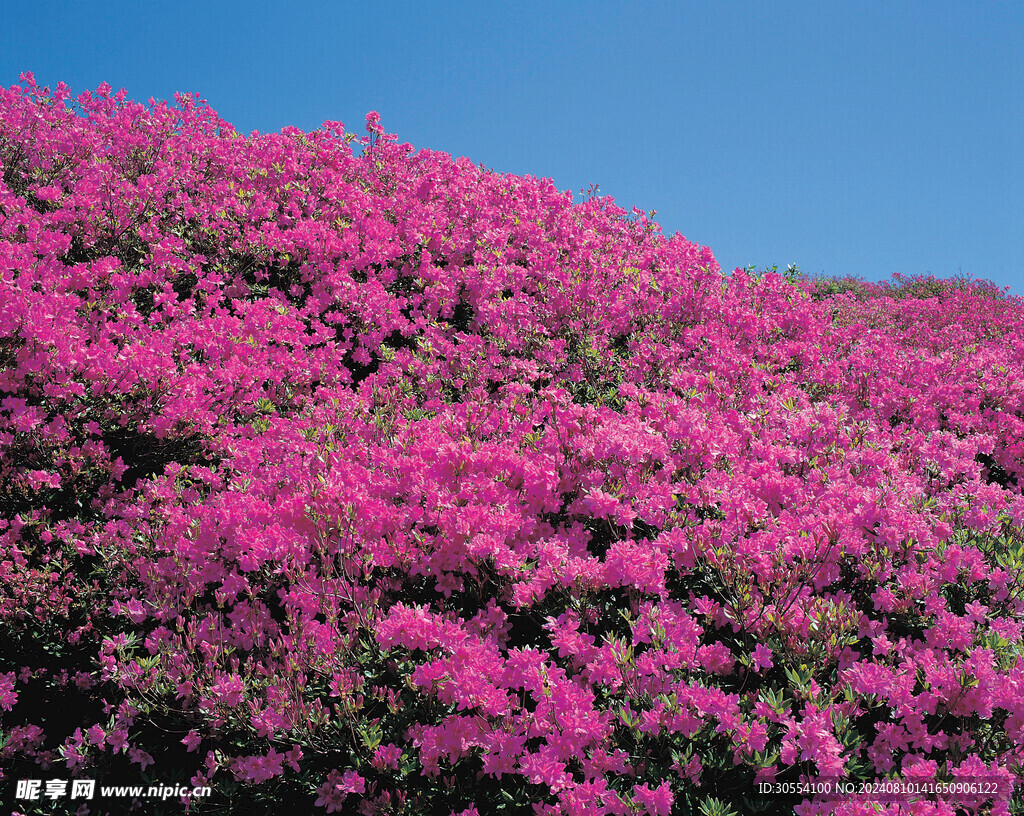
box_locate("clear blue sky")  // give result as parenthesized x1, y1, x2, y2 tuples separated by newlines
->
(3, 1, 1022, 292)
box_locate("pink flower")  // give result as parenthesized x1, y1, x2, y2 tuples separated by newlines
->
(518, 749, 572, 792)
(633, 780, 673, 816)
(338, 770, 365, 794)
(128, 746, 155, 770)
(232, 750, 284, 783)
(871, 633, 893, 655)
(210, 674, 245, 707)
(681, 754, 702, 785)
(902, 755, 938, 781)
(26, 470, 61, 490)
(751, 644, 774, 672)
(581, 489, 619, 519)
(314, 769, 365, 813)
(107, 729, 129, 753)
(696, 642, 735, 675)
(0, 673, 17, 711)
(123, 600, 147, 624)
(372, 743, 402, 771)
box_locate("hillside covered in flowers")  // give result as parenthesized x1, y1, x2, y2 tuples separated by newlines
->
(1, 76, 1023, 815)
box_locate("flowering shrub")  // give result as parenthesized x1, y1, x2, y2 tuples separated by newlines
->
(1, 74, 1023, 815)
(804, 271, 1012, 304)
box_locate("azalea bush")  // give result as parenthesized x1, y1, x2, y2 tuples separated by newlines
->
(802, 270, 1012, 304)
(1, 74, 1023, 816)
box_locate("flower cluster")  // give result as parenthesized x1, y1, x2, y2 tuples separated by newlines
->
(1, 75, 1023, 815)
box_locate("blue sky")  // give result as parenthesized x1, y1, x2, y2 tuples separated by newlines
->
(3, 1, 1022, 292)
